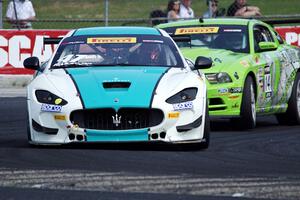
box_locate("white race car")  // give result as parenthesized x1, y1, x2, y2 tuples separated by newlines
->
(24, 27, 211, 148)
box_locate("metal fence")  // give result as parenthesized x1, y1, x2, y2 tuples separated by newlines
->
(1, 0, 300, 30)
(2, 15, 300, 30)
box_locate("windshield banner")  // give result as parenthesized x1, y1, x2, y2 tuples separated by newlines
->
(0, 27, 300, 74)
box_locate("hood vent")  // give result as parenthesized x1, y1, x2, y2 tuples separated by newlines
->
(103, 81, 131, 89)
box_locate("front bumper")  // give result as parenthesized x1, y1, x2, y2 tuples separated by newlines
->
(207, 83, 243, 117)
(29, 100, 206, 144)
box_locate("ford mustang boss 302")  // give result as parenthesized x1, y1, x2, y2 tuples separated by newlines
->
(24, 27, 210, 148)
(158, 18, 300, 129)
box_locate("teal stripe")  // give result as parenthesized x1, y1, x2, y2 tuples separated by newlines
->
(86, 129, 148, 142)
(74, 27, 160, 36)
(67, 67, 167, 111)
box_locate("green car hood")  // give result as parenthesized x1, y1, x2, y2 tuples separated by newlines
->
(181, 47, 247, 73)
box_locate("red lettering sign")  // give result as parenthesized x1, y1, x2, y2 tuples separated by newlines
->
(0, 30, 69, 74)
(275, 26, 300, 47)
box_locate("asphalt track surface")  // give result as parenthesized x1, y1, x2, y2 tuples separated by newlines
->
(0, 96, 300, 200)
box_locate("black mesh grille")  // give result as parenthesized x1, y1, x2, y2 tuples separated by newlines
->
(70, 108, 164, 130)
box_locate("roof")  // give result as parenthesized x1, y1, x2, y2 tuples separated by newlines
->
(157, 18, 258, 28)
(73, 27, 161, 36)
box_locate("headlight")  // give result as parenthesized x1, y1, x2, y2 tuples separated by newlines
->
(35, 90, 68, 105)
(166, 88, 198, 104)
(205, 72, 232, 84)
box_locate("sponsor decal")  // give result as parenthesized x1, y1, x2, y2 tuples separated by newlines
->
(232, 103, 239, 108)
(223, 29, 242, 32)
(62, 41, 85, 45)
(87, 37, 136, 44)
(142, 40, 163, 43)
(104, 78, 130, 82)
(229, 87, 243, 93)
(229, 95, 239, 99)
(214, 57, 222, 63)
(41, 104, 62, 112)
(175, 27, 219, 35)
(240, 60, 250, 67)
(265, 92, 272, 98)
(173, 101, 193, 110)
(168, 112, 180, 119)
(254, 55, 260, 64)
(218, 88, 228, 94)
(264, 65, 272, 95)
(54, 115, 66, 121)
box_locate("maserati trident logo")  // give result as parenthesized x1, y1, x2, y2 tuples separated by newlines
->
(112, 113, 122, 127)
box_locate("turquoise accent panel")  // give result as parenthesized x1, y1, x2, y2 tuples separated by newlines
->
(74, 27, 160, 36)
(86, 129, 148, 142)
(67, 67, 167, 110)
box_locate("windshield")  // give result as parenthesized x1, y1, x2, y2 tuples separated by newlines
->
(51, 35, 184, 68)
(163, 25, 249, 53)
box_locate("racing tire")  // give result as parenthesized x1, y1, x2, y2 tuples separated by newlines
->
(276, 72, 300, 125)
(200, 101, 210, 149)
(27, 113, 32, 142)
(27, 115, 37, 147)
(240, 76, 256, 129)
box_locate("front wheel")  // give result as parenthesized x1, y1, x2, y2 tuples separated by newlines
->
(27, 112, 32, 142)
(199, 100, 210, 149)
(240, 76, 256, 129)
(276, 72, 300, 125)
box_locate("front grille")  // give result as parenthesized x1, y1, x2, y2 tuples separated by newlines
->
(70, 108, 164, 130)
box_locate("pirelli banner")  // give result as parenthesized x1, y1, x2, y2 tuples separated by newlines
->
(0, 30, 69, 74)
(276, 26, 300, 47)
(0, 27, 300, 74)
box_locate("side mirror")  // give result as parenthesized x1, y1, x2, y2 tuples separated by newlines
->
(258, 42, 278, 51)
(23, 57, 40, 71)
(194, 56, 212, 70)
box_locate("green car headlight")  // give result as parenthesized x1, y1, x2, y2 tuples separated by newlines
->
(35, 90, 68, 105)
(166, 87, 198, 104)
(205, 72, 232, 84)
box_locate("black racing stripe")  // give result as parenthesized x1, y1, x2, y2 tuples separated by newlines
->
(64, 69, 86, 109)
(149, 67, 171, 108)
(71, 29, 77, 36)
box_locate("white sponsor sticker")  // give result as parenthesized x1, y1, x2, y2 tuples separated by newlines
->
(41, 104, 62, 112)
(173, 101, 193, 111)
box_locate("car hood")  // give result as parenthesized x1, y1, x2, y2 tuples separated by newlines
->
(64, 66, 170, 110)
(181, 47, 247, 73)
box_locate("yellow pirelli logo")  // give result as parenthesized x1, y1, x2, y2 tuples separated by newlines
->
(175, 27, 219, 35)
(87, 37, 137, 44)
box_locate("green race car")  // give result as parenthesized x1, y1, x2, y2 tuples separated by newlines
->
(158, 18, 300, 129)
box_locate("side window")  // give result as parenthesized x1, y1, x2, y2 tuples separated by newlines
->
(274, 31, 284, 44)
(253, 25, 275, 52)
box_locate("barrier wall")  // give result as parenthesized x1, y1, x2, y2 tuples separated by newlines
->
(0, 27, 300, 74)
(276, 26, 300, 47)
